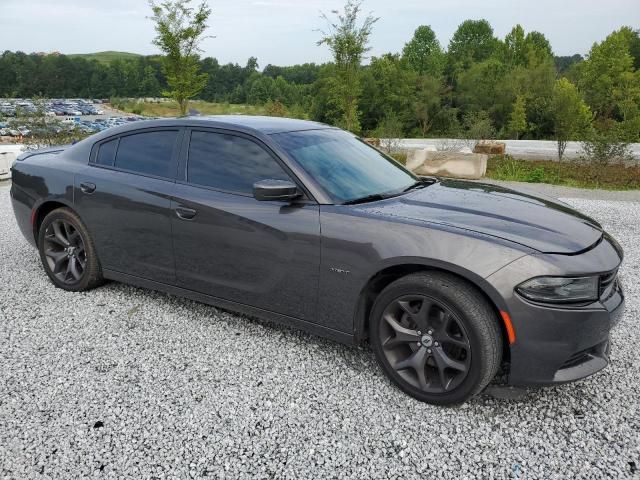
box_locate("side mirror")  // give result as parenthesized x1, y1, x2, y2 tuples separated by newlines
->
(253, 179, 301, 201)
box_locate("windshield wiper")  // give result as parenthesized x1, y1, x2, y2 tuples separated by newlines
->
(342, 178, 438, 205)
(402, 177, 437, 193)
(342, 193, 393, 205)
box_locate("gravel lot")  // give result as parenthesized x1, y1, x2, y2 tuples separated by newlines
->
(0, 182, 638, 479)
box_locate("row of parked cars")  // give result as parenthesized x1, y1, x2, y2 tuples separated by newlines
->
(0, 115, 146, 138)
(73, 116, 147, 134)
(0, 98, 149, 138)
(0, 98, 108, 117)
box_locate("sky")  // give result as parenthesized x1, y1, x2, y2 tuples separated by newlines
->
(0, 0, 638, 67)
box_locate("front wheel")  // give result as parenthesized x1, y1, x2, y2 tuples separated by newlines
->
(370, 272, 502, 405)
(38, 207, 104, 292)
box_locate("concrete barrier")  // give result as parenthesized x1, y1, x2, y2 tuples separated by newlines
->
(473, 141, 506, 155)
(407, 149, 488, 179)
(0, 145, 24, 180)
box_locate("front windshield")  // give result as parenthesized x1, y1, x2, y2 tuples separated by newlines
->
(271, 129, 417, 203)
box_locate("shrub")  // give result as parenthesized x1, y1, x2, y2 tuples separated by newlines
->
(526, 167, 545, 183)
(462, 110, 495, 148)
(374, 111, 404, 154)
(580, 130, 633, 167)
(264, 100, 288, 117)
(492, 155, 526, 180)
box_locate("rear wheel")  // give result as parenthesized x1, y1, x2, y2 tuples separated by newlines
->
(38, 208, 104, 291)
(370, 272, 502, 405)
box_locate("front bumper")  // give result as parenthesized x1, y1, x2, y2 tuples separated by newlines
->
(508, 281, 623, 385)
(487, 234, 625, 386)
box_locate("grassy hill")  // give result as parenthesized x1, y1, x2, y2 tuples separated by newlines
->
(68, 51, 142, 64)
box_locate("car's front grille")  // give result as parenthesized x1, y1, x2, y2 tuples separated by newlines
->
(599, 269, 618, 300)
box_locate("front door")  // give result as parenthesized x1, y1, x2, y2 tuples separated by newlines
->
(171, 129, 320, 322)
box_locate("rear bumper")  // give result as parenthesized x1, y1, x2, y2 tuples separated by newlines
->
(10, 183, 37, 247)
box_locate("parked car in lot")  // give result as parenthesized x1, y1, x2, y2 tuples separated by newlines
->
(9, 116, 625, 404)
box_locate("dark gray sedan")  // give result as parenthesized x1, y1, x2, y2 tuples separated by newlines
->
(10, 116, 625, 405)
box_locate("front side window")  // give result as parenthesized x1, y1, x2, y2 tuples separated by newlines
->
(187, 131, 290, 194)
(114, 130, 178, 179)
(271, 129, 416, 203)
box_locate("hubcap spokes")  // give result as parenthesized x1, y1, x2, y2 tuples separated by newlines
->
(43, 220, 86, 284)
(380, 295, 471, 393)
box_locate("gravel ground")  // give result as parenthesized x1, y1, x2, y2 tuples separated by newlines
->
(0, 184, 638, 479)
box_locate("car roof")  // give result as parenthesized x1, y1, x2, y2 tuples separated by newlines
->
(97, 115, 333, 137)
(202, 115, 331, 134)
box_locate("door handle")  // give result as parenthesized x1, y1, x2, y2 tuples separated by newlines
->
(175, 206, 197, 220)
(80, 182, 96, 194)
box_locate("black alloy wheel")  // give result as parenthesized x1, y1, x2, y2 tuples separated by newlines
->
(43, 219, 87, 284)
(370, 272, 502, 405)
(38, 208, 104, 292)
(379, 294, 471, 393)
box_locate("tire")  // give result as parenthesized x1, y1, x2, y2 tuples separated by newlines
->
(37, 207, 104, 292)
(370, 272, 502, 405)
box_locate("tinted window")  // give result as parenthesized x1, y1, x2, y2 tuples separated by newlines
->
(271, 129, 415, 203)
(96, 138, 118, 166)
(187, 131, 290, 194)
(114, 130, 178, 178)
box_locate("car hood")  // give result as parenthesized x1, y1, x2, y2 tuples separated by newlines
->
(359, 180, 603, 254)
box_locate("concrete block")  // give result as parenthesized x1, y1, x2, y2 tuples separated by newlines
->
(407, 149, 488, 179)
(0, 145, 24, 180)
(474, 140, 506, 155)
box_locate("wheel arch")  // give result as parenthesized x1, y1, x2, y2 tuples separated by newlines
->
(353, 260, 511, 364)
(32, 198, 75, 242)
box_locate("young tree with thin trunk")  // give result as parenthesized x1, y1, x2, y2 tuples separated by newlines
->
(551, 78, 592, 161)
(317, 0, 378, 133)
(149, 0, 212, 116)
(508, 94, 527, 139)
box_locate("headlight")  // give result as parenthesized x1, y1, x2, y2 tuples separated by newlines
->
(516, 276, 599, 304)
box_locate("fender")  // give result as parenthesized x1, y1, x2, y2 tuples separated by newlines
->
(352, 255, 514, 343)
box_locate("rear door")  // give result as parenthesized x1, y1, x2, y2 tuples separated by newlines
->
(74, 128, 183, 284)
(170, 128, 321, 322)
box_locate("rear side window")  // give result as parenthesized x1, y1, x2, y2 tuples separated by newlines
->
(114, 130, 178, 179)
(95, 138, 118, 166)
(187, 131, 290, 194)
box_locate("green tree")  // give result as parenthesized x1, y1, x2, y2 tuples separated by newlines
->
(501, 26, 553, 67)
(149, 0, 212, 115)
(502, 25, 527, 67)
(139, 65, 162, 97)
(455, 58, 512, 128)
(317, 0, 378, 132)
(402, 25, 445, 76)
(447, 19, 498, 71)
(374, 110, 404, 153)
(629, 28, 640, 70)
(508, 95, 527, 139)
(551, 78, 593, 160)
(359, 53, 414, 133)
(577, 27, 638, 120)
(412, 75, 443, 137)
(526, 31, 553, 59)
(463, 110, 496, 144)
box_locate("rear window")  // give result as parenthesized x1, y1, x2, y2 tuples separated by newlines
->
(114, 130, 178, 179)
